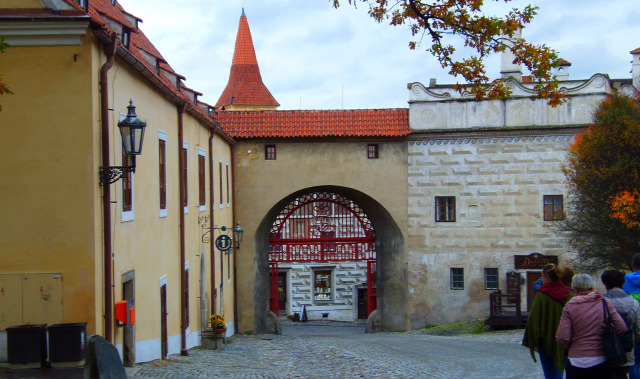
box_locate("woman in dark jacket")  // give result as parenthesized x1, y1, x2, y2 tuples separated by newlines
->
(523, 263, 572, 379)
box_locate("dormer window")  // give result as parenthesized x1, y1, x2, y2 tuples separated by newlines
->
(122, 29, 130, 48)
(77, 0, 87, 11)
(110, 0, 116, 5)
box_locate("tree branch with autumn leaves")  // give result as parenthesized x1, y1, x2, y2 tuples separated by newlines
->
(332, 0, 565, 106)
(0, 37, 13, 112)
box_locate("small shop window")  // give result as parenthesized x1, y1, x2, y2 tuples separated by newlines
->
(314, 270, 332, 302)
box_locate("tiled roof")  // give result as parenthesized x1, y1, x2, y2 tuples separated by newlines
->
(632, 47, 640, 54)
(51, 0, 233, 143)
(215, 9, 279, 109)
(215, 109, 410, 138)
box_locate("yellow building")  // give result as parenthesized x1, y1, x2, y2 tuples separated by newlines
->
(0, 0, 236, 364)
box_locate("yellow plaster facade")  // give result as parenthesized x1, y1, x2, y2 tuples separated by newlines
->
(0, 2, 236, 364)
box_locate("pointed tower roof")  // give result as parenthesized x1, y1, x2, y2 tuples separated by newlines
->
(215, 8, 279, 111)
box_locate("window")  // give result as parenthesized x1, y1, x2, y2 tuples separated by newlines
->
(198, 150, 206, 209)
(450, 268, 464, 290)
(484, 268, 499, 290)
(122, 150, 133, 213)
(76, 0, 87, 11)
(544, 195, 564, 221)
(158, 133, 167, 216)
(181, 142, 188, 212)
(265, 145, 276, 160)
(314, 270, 332, 301)
(218, 159, 223, 209)
(122, 29, 130, 48)
(435, 196, 456, 222)
(226, 161, 230, 207)
(368, 144, 379, 159)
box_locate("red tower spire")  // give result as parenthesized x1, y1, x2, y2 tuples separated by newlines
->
(215, 8, 279, 110)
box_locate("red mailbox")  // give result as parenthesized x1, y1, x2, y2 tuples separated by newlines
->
(115, 300, 135, 326)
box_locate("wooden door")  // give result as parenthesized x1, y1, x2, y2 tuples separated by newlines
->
(527, 271, 543, 311)
(160, 284, 168, 360)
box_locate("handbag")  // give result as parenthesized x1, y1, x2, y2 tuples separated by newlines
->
(602, 299, 627, 365)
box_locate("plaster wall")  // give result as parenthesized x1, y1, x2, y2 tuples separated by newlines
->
(0, 29, 98, 331)
(407, 132, 577, 327)
(232, 140, 408, 333)
(406, 78, 612, 327)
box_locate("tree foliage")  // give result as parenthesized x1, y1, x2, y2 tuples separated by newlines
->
(562, 94, 640, 271)
(332, 0, 564, 105)
(0, 37, 12, 112)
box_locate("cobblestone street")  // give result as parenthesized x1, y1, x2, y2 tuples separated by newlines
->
(128, 322, 544, 378)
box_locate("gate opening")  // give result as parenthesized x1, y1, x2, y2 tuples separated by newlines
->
(268, 192, 377, 321)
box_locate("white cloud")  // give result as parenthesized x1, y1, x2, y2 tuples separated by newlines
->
(118, 0, 639, 110)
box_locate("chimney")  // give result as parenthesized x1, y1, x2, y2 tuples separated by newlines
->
(500, 28, 523, 82)
(553, 59, 571, 81)
(632, 47, 640, 90)
(429, 78, 437, 87)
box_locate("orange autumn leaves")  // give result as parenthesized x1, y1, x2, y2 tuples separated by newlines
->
(332, 0, 565, 106)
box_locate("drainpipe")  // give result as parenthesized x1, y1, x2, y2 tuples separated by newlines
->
(209, 127, 217, 320)
(231, 143, 239, 335)
(178, 103, 188, 356)
(100, 35, 117, 344)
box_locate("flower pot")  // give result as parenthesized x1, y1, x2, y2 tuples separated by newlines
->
(215, 328, 225, 334)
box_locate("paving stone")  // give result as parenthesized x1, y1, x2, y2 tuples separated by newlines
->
(130, 322, 543, 378)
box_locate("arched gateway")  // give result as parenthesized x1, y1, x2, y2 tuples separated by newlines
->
(268, 192, 377, 321)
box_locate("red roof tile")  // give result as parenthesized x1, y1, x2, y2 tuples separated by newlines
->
(53, 0, 233, 143)
(215, 109, 410, 138)
(215, 10, 279, 108)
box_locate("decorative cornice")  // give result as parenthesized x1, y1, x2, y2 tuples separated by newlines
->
(409, 133, 577, 146)
(0, 20, 90, 46)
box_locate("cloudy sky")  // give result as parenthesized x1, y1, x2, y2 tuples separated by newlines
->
(118, 0, 639, 110)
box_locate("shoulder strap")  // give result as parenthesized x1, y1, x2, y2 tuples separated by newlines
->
(602, 298, 611, 324)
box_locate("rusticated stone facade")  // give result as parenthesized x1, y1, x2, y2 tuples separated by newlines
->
(405, 72, 634, 328)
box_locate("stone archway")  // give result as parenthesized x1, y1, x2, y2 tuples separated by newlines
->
(253, 185, 406, 333)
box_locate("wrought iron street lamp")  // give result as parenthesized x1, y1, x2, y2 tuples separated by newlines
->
(100, 100, 147, 185)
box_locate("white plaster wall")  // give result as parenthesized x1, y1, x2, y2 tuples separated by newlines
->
(407, 133, 577, 326)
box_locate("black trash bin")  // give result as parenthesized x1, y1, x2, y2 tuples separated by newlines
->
(47, 322, 88, 367)
(6, 324, 47, 369)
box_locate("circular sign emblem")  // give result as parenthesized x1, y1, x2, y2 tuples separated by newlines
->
(215, 235, 233, 251)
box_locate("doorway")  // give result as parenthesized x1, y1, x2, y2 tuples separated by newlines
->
(526, 271, 542, 311)
(160, 283, 168, 360)
(357, 288, 368, 319)
(277, 272, 287, 315)
(122, 271, 135, 367)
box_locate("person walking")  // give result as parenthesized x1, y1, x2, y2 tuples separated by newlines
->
(624, 253, 640, 379)
(602, 269, 640, 379)
(556, 274, 628, 379)
(523, 263, 572, 379)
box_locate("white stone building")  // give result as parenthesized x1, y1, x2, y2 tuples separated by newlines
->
(406, 50, 640, 328)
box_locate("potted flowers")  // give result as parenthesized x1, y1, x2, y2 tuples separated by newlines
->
(210, 314, 226, 334)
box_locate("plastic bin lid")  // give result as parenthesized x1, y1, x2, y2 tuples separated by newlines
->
(47, 322, 87, 329)
(6, 324, 47, 331)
